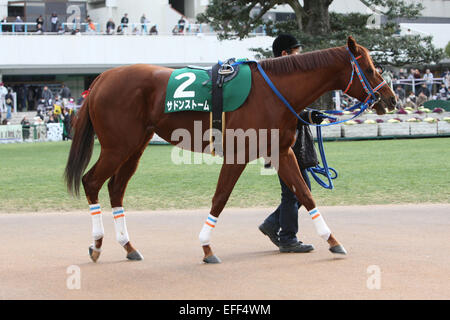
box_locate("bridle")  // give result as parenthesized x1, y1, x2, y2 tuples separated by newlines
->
(343, 47, 387, 105)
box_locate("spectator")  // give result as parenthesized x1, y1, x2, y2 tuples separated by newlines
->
(21, 116, 31, 140)
(106, 18, 115, 35)
(116, 25, 123, 35)
(57, 25, 65, 35)
(132, 26, 141, 35)
(62, 107, 72, 140)
(87, 18, 96, 33)
(395, 85, 406, 103)
(178, 15, 186, 33)
(413, 68, 421, 94)
(438, 84, 449, 100)
(423, 69, 433, 97)
(407, 91, 416, 104)
(5, 88, 13, 120)
(71, 28, 81, 36)
(149, 24, 158, 35)
(41, 86, 53, 107)
(47, 114, 58, 124)
(36, 99, 46, 117)
(140, 14, 149, 34)
(416, 91, 428, 107)
(121, 13, 129, 33)
(15, 16, 23, 32)
(50, 13, 59, 32)
(59, 84, 71, 106)
(417, 84, 430, 98)
(1, 16, 8, 32)
(36, 15, 44, 31)
(0, 82, 8, 114)
(36, 23, 43, 34)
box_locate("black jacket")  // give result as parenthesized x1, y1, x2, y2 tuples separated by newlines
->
(291, 116, 319, 169)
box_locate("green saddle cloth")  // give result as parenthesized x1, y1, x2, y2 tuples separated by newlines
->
(164, 60, 251, 113)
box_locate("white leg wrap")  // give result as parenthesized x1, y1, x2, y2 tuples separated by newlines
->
(308, 208, 331, 240)
(113, 207, 130, 246)
(90, 204, 104, 241)
(199, 214, 217, 246)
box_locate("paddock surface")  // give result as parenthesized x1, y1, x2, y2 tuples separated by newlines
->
(0, 204, 449, 300)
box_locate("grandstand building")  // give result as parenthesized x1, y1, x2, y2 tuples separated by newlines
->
(0, 0, 448, 102)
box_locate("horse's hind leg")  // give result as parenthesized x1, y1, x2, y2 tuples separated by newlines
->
(82, 151, 129, 262)
(199, 163, 247, 263)
(107, 145, 149, 261)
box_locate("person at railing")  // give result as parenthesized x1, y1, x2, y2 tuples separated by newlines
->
(121, 13, 129, 33)
(178, 15, 186, 34)
(57, 25, 65, 35)
(15, 16, 23, 33)
(395, 85, 406, 104)
(5, 88, 13, 120)
(417, 83, 430, 98)
(140, 14, 149, 34)
(50, 13, 59, 33)
(416, 91, 428, 107)
(87, 18, 96, 33)
(1, 17, 8, 32)
(41, 86, 53, 108)
(36, 15, 44, 31)
(21, 116, 31, 140)
(106, 18, 115, 35)
(0, 82, 7, 114)
(423, 69, 434, 96)
(116, 25, 124, 35)
(59, 84, 71, 106)
(438, 83, 449, 100)
(149, 25, 158, 35)
(36, 23, 43, 34)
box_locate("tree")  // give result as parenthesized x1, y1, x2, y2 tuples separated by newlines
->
(197, 0, 444, 67)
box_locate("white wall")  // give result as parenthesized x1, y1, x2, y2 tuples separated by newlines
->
(0, 34, 274, 75)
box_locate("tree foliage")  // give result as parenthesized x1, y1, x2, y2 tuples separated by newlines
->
(197, 0, 444, 67)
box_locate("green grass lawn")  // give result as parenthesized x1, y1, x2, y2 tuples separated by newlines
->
(0, 138, 449, 212)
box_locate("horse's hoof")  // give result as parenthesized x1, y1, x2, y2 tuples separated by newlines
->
(203, 254, 221, 264)
(126, 250, 144, 261)
(329, 244, 347, 255)
(89, 245, 101, 263)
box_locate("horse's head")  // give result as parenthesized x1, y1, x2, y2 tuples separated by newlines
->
(342, 36, 396, 115)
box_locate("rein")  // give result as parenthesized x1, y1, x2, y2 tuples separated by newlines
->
(226, 47, 387, 189)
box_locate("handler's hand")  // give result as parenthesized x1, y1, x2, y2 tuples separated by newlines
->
(300, 110, 326, 125)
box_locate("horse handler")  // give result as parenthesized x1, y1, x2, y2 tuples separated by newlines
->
(259, 33, 325, 253)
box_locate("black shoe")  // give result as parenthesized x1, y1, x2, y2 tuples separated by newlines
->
(258, 223, 280, 247)
(279, 241, 314, 253)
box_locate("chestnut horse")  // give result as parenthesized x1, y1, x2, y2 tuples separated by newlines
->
(65, 36, 396, 263)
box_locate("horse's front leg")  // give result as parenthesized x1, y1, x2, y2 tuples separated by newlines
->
(277, 148, 347, 255)
(199, 163, 247, 263)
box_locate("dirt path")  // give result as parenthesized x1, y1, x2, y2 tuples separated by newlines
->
(0, 204, 449, 300)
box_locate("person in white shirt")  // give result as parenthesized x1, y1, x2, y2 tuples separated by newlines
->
(423, 69, 433, 97)
(0, 82, 8, 114)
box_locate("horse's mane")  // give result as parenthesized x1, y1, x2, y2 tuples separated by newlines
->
(259, 46, 349, 75)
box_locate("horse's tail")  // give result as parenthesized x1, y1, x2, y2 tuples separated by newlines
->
(64, 93, 95, 197)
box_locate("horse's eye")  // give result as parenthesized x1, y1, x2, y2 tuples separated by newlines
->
(367, 68, 374, 75)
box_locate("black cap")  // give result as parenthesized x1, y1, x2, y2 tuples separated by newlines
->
(272, 33, 301, 57)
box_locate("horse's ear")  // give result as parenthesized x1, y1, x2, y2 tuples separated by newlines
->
(347, 36, 358, 56)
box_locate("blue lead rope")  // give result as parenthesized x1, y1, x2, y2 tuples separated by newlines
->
(223, 59, 375, 189)
(307, 127, 338, 189)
